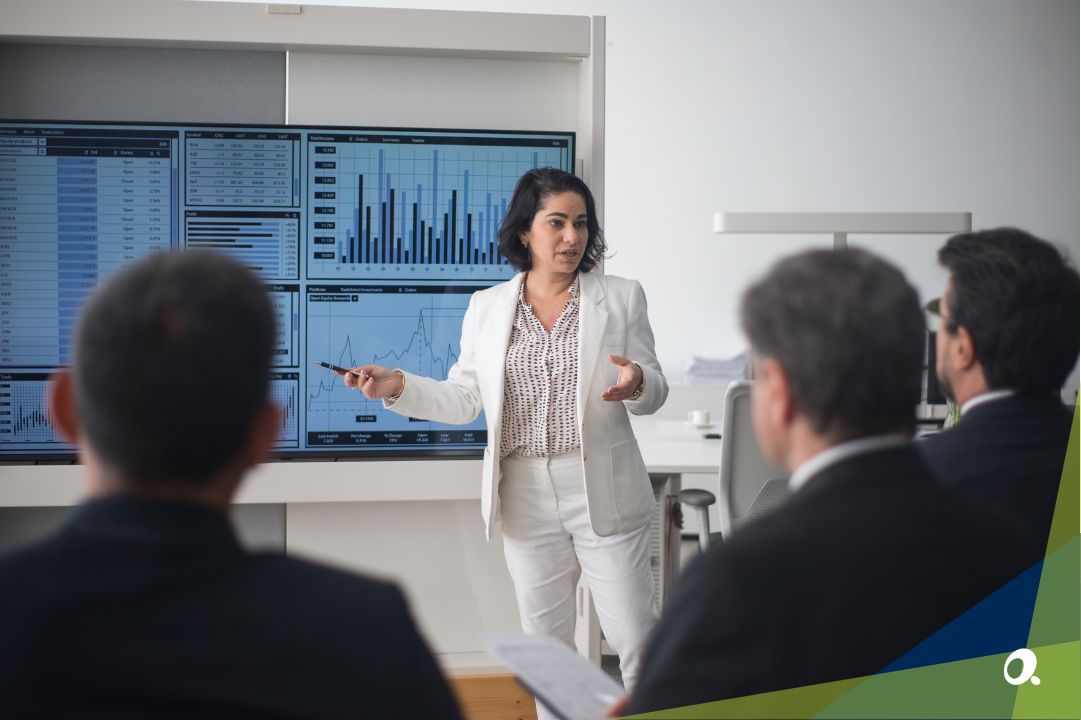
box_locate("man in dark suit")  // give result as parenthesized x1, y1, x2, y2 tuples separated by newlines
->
(920, 228, 1079, 547)
(625, 249, 1039, 715)
(0, 252, 462, 719)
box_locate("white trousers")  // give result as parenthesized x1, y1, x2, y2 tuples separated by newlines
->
(498, 452, 658, 693)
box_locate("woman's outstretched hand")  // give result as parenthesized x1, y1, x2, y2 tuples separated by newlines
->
(601, 354, 643, 401)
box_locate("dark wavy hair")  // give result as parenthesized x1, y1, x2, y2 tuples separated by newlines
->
(497, 167, 606, 272)
(939, 227, 1079, 395)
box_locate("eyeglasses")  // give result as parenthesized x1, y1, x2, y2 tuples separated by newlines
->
(925, 297, 959, 333)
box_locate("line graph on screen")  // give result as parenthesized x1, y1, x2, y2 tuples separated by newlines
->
(304, 285, 486, 446)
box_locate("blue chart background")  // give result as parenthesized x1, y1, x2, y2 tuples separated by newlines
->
(305, 285, 488, 451)
(306, 137, 564, 281)
(0, 121, 571, 458)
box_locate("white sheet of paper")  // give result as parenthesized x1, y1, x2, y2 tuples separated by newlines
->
(485, 634, 625, 720)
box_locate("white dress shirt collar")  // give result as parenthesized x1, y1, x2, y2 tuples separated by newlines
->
(960, 389, 1014, 416)
(788, 434, 910, 493)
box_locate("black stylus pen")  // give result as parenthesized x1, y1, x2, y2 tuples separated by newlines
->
(312, 360, 361, 377)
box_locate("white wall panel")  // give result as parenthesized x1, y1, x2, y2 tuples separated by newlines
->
(287, 52, 579, 132)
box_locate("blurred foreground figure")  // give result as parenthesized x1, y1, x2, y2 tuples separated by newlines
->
(0, 251, 461, 720)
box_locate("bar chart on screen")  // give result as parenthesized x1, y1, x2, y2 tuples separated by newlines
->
(305, 132, 570, 280)
(0, 373, 68, 451)
(183, 210, 300, 280)
(270, 373, 300, 448)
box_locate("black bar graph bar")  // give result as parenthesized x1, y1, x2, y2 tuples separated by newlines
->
(412, 203, 418, 264)
(380, 200, 387, 264)
(450, 190, 457, 262)
(389, 189, 395, 264)
(365, 206, 371, 264)
(357, 174, 363, 263)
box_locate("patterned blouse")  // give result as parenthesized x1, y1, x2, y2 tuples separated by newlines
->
(499, 274, 581, 458)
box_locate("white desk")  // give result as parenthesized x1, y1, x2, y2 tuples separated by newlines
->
(631, 418, 722, 475)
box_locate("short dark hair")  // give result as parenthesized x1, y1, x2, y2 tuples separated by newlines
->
(741, 248, 924, 441)
(938, 227, 1079, 395)
(497, 167, 606, 272)
(73, 251, 275, 486)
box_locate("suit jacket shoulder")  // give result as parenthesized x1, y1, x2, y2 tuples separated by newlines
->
(594, 272, 640, 291)
(0, 500, 462, 720)
(920, 394, 1071, 468)
(628, 446, 1039, 714)
(471, 272, 522, 309)
(919, 394, 1073, 544)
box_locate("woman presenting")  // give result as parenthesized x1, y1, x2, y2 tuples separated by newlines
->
(341, 167, 667, 691)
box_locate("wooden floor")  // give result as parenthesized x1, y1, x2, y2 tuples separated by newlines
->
(449, 673, 538, 720)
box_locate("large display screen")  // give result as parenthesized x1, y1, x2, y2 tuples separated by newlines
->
(0, 121, 575, 460)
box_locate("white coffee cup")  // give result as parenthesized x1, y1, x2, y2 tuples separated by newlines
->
(687, 409, 711, 427)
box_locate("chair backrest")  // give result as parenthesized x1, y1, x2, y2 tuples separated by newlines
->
(717, 381, 789, 537)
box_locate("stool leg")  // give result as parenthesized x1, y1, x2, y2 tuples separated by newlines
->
(694, 507, 711, 553)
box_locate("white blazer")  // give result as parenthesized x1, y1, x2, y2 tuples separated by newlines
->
(388, 271, 668, 540)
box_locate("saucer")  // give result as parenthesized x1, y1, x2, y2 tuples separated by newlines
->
(685, 421, 714, 429)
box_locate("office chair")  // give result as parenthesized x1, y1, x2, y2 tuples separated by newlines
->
(680, 381, 789, 552)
